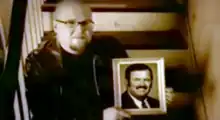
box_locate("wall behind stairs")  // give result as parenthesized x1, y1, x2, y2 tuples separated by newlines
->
(0, 0, 13, 42)
(188, 0, 220, 120)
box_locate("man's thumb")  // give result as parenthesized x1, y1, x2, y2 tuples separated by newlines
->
(115, 107, 131, 118)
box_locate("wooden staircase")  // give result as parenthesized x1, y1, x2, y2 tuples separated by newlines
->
(41, 0, 199, 120)
(8, 0, 202, 120)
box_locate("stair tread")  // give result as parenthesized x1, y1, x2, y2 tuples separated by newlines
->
(94, 30, 187, 49)
(126, 50, 191, 68)
(44, 31, 187, 49)
(165, 68, 203, 92)
(42, 0, 185, 13)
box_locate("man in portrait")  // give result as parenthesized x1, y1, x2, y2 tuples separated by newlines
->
(122, 63, 159, 109)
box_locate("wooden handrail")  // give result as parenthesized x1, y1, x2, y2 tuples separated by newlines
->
(0, 0, 27, 120)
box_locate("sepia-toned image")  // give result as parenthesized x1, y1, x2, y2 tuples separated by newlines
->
(0, 0, 201, 120)
(113, 58, 167, 115)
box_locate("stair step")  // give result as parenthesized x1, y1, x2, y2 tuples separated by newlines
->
(165, 68, 202, 93)
(42, 0, 185, 13)
(126, 50, 191, 68)
(44, 31, 187, 50)
(94, 30, 187, 49)
(92, 13, 182, 32)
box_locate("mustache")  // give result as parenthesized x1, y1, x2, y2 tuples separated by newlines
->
(136, 86, 147, 89)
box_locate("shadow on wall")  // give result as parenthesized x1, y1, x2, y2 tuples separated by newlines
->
(165, 66, 204, 93)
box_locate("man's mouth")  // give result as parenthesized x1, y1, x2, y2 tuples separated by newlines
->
(138, 88, 146, 91)
(136, 86, 147, 89)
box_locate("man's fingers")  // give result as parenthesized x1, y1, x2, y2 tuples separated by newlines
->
(118, 110, 131, 118)
(166, 87, 174, 92)
(115, 107, 131, 118)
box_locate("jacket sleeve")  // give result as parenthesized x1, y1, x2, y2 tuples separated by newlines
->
(92, 35, 128, 109)
(24, 40, 63, 120)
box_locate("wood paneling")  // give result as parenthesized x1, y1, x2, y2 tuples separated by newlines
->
(42, 0, 185, 13)
(94, 30, 187, 49)
(44, 30, 187, 49)
(92, 12, 181, 31)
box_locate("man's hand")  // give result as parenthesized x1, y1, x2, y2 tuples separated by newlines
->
(166, 87, 174, 105)
(165, 87, 192, 107)
(103, 107, 131, 120)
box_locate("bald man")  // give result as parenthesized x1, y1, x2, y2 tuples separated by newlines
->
(25, 1, 129, 120)
(53, 1, 130, 120)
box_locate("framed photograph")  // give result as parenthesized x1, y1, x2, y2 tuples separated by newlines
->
(112, 57, 166, 115)
(0, 18, 7, 52)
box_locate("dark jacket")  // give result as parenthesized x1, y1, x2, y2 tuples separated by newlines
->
(24, 35, 128, 120)
(122, 91, 159, 109)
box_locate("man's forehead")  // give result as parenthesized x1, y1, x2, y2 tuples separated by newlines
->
(54, 1, 92, 22)
(131, 70, 151, 78)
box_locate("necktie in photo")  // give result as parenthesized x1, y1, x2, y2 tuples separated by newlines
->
(142, 101, 148, 108)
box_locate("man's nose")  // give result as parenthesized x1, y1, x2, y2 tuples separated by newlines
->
(139, 79, 145, 85)
(71, 24, 84, 37)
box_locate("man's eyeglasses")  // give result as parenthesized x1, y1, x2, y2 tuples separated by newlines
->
(55, 19, 94, 27)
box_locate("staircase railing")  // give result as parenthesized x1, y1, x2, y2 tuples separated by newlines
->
(13, 0, 44, 120)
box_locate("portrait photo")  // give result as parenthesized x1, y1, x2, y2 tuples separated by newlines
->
(112, 58, 166, 115)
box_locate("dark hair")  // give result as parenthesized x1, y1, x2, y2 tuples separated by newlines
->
(125, 64, 153, 83)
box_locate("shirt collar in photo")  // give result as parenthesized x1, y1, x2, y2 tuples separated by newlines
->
(128, 91, 151, 109)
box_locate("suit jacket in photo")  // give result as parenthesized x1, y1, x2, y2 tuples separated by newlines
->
(122, 91, 159, 109)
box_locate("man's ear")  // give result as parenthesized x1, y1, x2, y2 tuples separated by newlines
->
(124, 79, 129, 88)
(90, 22, 94, 31)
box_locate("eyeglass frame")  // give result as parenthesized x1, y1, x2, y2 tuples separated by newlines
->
(55, 19, 94, 28)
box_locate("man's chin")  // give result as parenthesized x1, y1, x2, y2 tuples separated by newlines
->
(136, 93, 148, 97)
(70, 46, 86, 54)
(60, 44, 82, 55)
